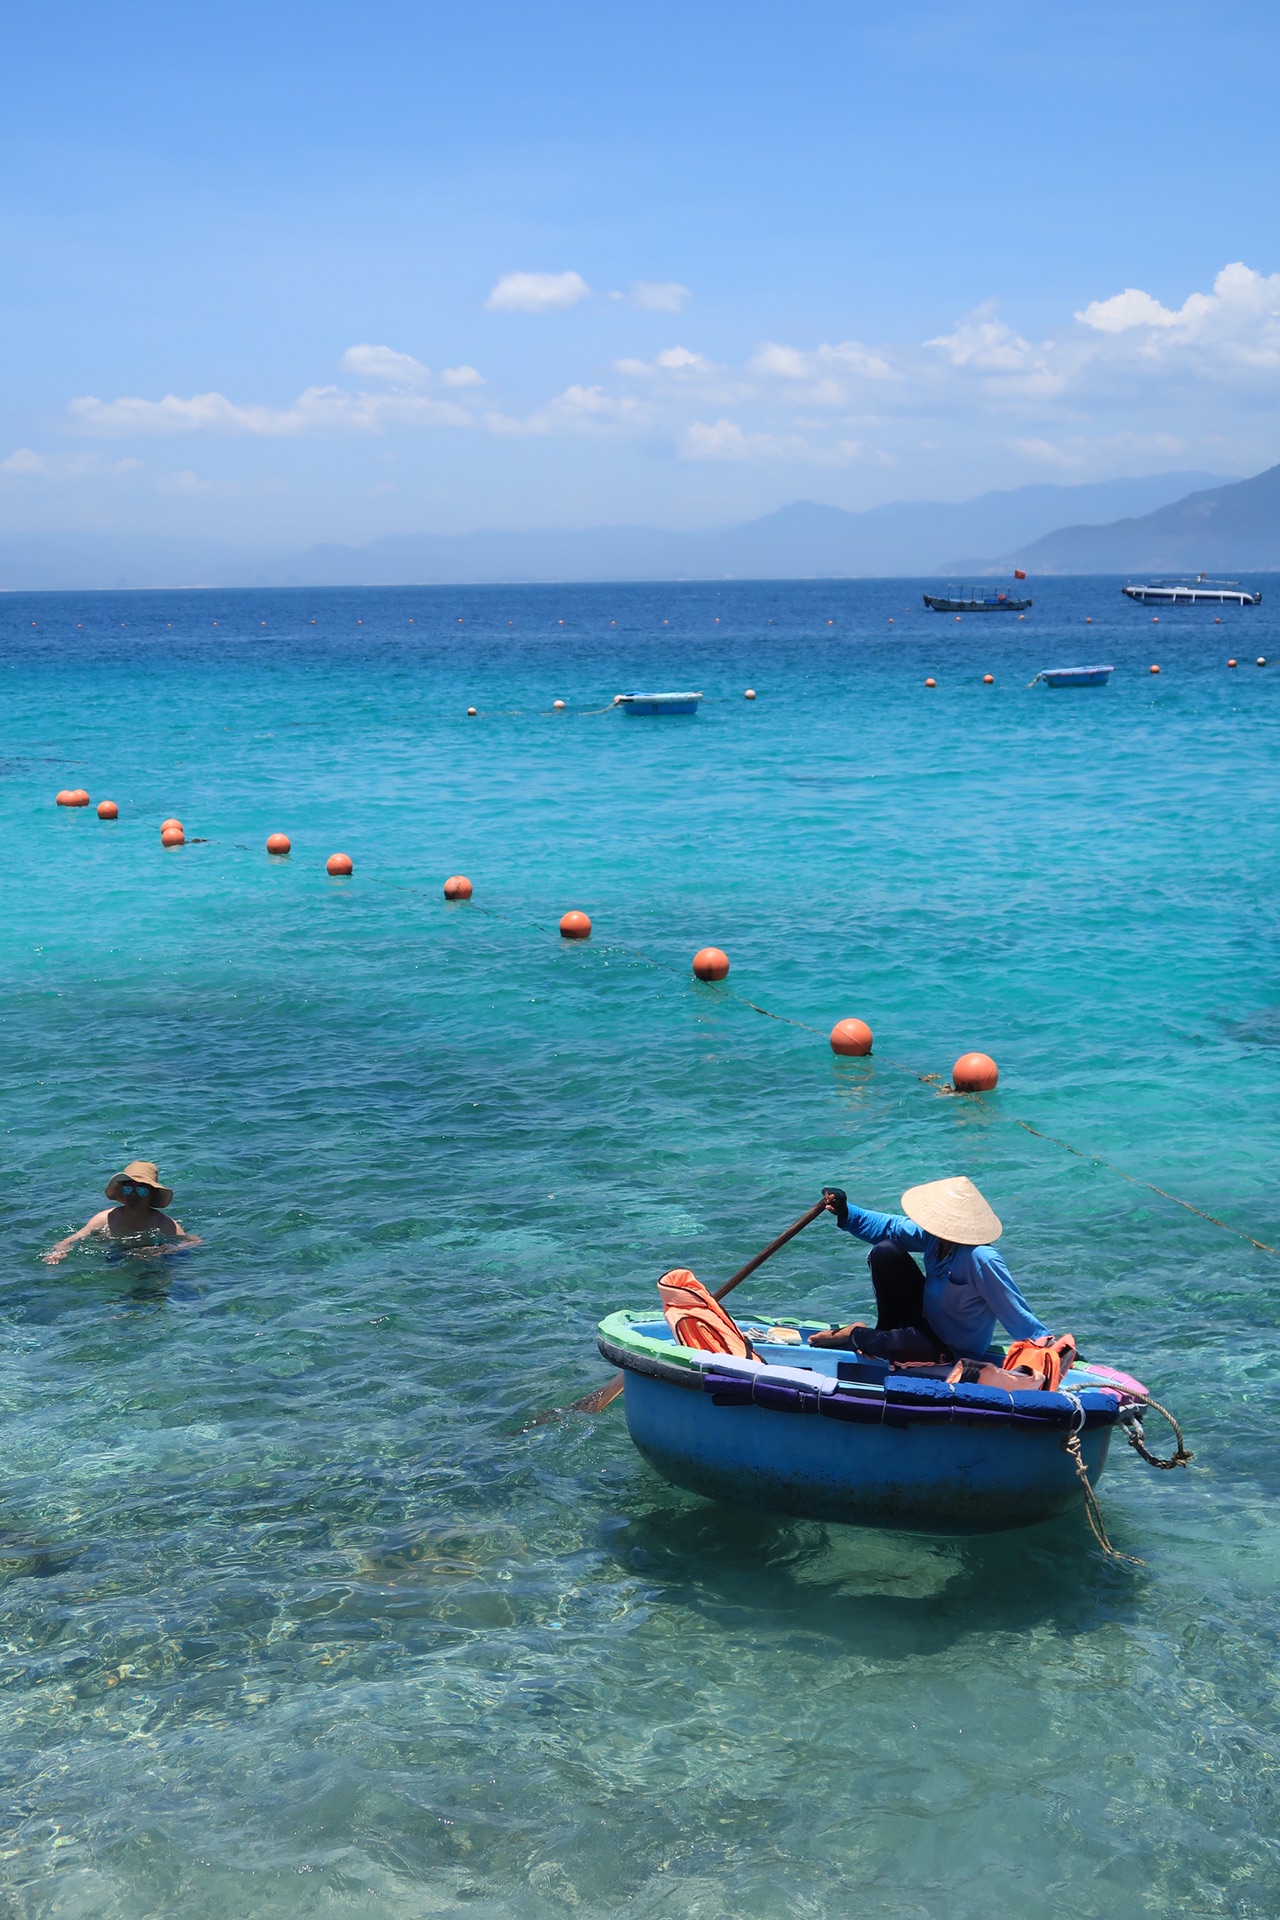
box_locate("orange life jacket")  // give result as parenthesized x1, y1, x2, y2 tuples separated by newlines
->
(658, 1270, 754, 1359)
(1002, 1334, 1078, 1393)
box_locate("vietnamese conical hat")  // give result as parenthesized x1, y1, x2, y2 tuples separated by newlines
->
(900, 1176, 1001, 1245)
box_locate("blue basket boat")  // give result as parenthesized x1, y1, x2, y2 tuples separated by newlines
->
(1030, 665, 1115, 688)
(614, 690, 702, 716)
(597, 1311, 1146, 1534)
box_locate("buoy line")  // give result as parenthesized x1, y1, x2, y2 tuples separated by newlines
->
(51, 809, 1280, 1261)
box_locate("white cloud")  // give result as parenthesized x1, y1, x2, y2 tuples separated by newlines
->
(750, 339, 894, 381)
(1, 447, 142, 479)
(1073, 262, 1280, 368)
(67, 386, 477, 437)
(441, 364, 484, 388)
(484, 270, 590, 314)
(683, 419, 755, 461)
(1009, 437, 1087, 468)
(1075, 289, 1181, 334)
(926, 313, 1041, 372)
(340, 343, 430, 384)
(538, 385, 648, 431)
(1012, 431, 1186, 468)
(615, 346, 713, 377)
(631, 280, 690, 312)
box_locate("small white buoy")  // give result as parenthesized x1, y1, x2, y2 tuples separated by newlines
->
(553, 699, 566, 710)
(744, 688, 756, 700)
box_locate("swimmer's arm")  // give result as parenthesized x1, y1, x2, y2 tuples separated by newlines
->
(42, 1210, 111, 1264)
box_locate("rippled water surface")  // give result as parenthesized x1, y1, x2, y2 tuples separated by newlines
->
(2, 579, 1278, 1917)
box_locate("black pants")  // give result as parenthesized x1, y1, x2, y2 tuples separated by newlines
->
(854, 1242, 950, 1363)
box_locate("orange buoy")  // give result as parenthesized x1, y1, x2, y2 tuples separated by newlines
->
(1257, 657, 1267, 668)
(553, 699, 566, 711)
(266, 833, 291, 856)
(954, 616, 961, 622)
(559, 910, 592, 940)
(1228, 658, 1238, 668)
(744, 688, 756, 700)
(326, 852, 353, 875)
(161, 818, 183, 834)
(1152, 616, 1158, 622)
(63, 788, 90, 807)
(443, 875, 473, 900)
(1214, 617, 1221, 624)
(1150, 664, 1160, 674)
(692, 946, 730, 981)
(161, 825, 185, 847)
(952, 1051, 999, 1092)
(925, 677, 936, 688)
(97, 800, 118, 819)
(983, 673, 994, 684)
(467, 706, 477, 717)
(55, 789, 74, 806)
(1086, 617, 1092, 623)
(829, 1017, 873, 1057)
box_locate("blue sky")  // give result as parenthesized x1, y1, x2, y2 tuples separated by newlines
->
(3, 0, 1279, 543)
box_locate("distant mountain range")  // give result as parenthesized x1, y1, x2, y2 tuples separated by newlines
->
(1, 464, 1275, 589)
(998, 462, 1280, 574)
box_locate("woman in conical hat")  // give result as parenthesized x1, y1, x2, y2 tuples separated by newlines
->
(808, 1176, 1053, 1363)
(42, 1161, 201, 1265)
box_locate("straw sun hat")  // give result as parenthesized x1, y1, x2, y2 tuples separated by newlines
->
(105, 1160, 173, 1208)
(900, 1175, 1001, 1245)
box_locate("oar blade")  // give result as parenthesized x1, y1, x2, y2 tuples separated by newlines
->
(518, 1371, 624, 1433)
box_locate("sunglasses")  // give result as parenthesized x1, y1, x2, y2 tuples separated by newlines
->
(118, 1182, 153, 1200)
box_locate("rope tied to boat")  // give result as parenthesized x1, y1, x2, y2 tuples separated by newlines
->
(1123, 1396, 1194, 1471)
(1061, 1391, 1143, 1566)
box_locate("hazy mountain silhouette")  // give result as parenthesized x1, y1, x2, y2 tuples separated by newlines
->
(0, 470, 1228, 589)
(995, 463, 1280, 573)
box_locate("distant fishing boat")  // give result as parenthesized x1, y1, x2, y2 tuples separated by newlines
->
(924, 587, 1032, 613)
(598, 1310, 1148, 1534)
(613, 691, 702, 716)
(1122, 575, 1261, 606)
(1030, 665, 1115, 689)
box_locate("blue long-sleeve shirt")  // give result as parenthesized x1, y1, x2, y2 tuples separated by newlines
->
(838, 1205, 1050, 1359)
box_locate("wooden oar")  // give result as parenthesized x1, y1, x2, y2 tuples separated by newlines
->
(529, 1198, 828, 1427)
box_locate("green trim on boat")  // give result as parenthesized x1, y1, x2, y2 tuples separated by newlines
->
(597, 1310, 701, 1370)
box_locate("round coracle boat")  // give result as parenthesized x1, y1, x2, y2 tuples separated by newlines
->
(597, 1310, 1150, 1535)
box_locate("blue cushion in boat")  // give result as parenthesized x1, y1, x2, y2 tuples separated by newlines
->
(884, 1377, 953, 1418)
(1010, 1390, 1076, 1426)
(950, 1382, 1015, 1417)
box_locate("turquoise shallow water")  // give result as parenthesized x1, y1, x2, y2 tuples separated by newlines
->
(2, 579, 1279, 1917)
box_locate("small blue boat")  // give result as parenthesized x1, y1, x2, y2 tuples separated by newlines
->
(1031, 665, 1115, 689)
(598, 1311, 1145, 1534)
(613, 690, 702, 716)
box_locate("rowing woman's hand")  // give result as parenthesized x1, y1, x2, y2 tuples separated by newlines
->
(822, 1187, 849, 1228)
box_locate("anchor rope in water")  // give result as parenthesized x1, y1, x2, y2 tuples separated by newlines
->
(196, 843, 1280, 1263)
(1124, 1395, 1194, 1472)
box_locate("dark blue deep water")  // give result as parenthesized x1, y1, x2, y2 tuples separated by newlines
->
(1, 577, 1278, 1917)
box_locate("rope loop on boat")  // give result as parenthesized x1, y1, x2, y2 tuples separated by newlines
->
(1062, 1391, 1143, 1566)
(1123, 1396, 1194, 1471)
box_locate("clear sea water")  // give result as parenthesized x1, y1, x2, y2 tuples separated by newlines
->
(2, 578, 1278, 1919)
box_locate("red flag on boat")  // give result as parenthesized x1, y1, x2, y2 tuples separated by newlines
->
(1013, 568, 1027, 580)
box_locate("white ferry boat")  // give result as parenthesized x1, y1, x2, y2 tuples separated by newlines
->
(1122, 574, 1261, 607)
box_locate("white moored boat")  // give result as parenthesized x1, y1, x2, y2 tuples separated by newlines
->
(1122, 575, 1261, 607)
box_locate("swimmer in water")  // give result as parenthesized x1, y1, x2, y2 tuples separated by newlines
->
(42, 1161, 202, 1264)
